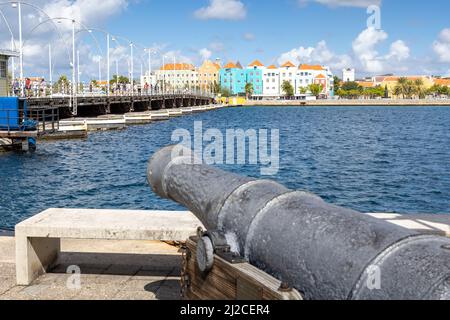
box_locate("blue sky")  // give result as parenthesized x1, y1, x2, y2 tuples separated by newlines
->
(1, 0, 449, 79)
(104, 0, 450, 77)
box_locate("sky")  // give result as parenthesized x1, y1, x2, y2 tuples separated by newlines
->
(0, 0, 449, 81)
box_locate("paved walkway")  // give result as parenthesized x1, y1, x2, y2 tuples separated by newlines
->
(0, 237, 181, 300)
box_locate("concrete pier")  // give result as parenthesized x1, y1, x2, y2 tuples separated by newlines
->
(0, 209, 448, 300)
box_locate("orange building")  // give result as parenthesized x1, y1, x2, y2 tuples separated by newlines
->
(198, 60, 221, 92)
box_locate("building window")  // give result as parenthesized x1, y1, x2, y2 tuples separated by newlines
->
(0, 60, 7, 79)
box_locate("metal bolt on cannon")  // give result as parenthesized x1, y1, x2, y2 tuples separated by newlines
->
(147, 145, 450, 300)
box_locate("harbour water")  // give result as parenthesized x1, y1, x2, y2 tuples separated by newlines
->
(0, 106, 449, 229)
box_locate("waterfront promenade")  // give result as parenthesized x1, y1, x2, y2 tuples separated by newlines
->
(0, 210, 449, 300)
(0, 237, 182, 300)
(245, 98, 450, 107)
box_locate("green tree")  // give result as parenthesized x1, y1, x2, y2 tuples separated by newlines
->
(396, 77, 409, 98)
(91, 79, 98, 88)
(335, 81, 363, 99)
(213, 81, 221, 94)
(245, 83, 254, 98)
(333, 76, 342, 92)
(55, 75, 69, 94)
(341, 81, 361, 91)
(220, 87, 231, 98)
(299, 87, 308, 95)
(428, 84, 450, 97)
(308, 83, 323, 98)
(414, 79, 425, 99)
(281, 80, 294, 98)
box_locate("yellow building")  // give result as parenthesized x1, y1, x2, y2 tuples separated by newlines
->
(374, 76, 435, 96)
(198, 60, 221, 92)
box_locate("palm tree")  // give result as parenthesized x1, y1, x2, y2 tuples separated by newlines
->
(245, 83, 254, 99)
(397, 77, 409, 98)
(414, 79, 425, 99)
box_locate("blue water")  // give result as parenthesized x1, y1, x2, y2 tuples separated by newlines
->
(0, 106, 449, 229)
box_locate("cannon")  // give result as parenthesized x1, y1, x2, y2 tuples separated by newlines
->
(147, 145, 450, 300)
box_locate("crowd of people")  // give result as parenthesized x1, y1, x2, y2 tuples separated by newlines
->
(10, 79, 203, 98)
(11, 78, 47, 97)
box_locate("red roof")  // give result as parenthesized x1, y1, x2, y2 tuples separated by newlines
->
(299, 64, 325, 71)
(281, 61, 296, 68)
(248, 59, 264, 67)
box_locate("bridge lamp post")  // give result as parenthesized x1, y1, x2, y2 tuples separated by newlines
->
(162, 55, 167, 94)
(110, 36, 120, 94)
(173, 55, 176, 94)
(49, 44, 52, 96)
(87, 28, 111, 96)
(0, 8, 16, 94)
(11, 2, 24, 96)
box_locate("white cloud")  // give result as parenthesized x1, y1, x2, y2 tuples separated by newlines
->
(352, 27, 388, 73)
(433, 28, 450, 62)
(0, 0, 130, 80)
(199, 48, 212, 60)
(209, 41, 227, 53)
(278, 40, 353, 70)
(299, 0, 381, 8)
(278, 27, 415, 76)
(194, 0, 247, 20)
(243, 32, 255, 41)
(386, 40, 410, 61)
(42, 0, 128, 28)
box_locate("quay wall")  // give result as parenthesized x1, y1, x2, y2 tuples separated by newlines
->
(244, 99, 450, 107)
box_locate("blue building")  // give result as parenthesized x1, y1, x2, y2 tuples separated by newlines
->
(246, 60, 264, 96)
(220, 61, 246, 95)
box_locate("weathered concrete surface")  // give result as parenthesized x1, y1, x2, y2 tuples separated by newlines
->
(16, 209, 202, 240)
(0, 237, 181, 300)
(15, 209, 202, 285)
(367, 213, 450, 237)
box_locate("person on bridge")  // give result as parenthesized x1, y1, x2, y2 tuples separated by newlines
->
(13, 79, 20, 96)
(25, 78, 31, 97)
(40, 79, 46, 97)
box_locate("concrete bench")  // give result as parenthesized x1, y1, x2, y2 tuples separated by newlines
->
(15, 208, 203, 285)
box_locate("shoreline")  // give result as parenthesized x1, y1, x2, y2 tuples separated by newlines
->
(243, 99, 450, 107)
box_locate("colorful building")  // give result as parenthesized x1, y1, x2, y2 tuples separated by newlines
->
(156, 63, 198, 91)
(433, 78, 450, 88)
(219, 61, 246, 95)
(262, 65, 280, 98)
(198, 60, 221, 93)
(296, 64, 332, 96)
(373, 76, 434, 96)
(279, 61, 297, 94)
(246, 60, 265, 96)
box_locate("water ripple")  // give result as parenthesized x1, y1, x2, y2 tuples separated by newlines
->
(0, 106, 449, 229)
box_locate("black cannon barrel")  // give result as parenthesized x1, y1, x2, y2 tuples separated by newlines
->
(147, 145, 450, 300)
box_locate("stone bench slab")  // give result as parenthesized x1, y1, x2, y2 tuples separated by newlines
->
(16, 208, 202, 241)
(15, 209, 203, 285)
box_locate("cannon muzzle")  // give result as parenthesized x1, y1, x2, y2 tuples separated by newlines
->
(147, 145, 450, 300)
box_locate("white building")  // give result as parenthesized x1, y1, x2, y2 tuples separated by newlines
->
(342, 68, 355, 82)
(279, 61, 297, 95)
(155, 63, 198, 91)
(262, 65, 280, 98)
(140, 72, 157, 87)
